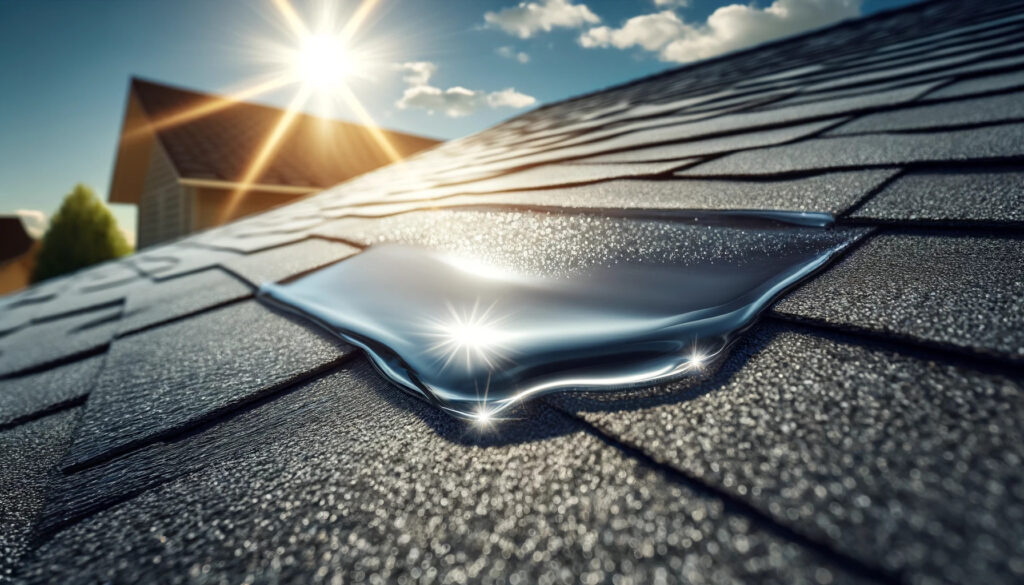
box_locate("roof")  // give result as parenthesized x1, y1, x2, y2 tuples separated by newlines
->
(0, 217, 33, 265)
(108, 78, 441, 203)
(3, 0, 1024, 582)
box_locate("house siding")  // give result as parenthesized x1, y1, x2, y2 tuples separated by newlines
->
(137, 142, 188, 249)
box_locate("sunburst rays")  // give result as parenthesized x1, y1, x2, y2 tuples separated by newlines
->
(137, 0, 403, 224)
(422, 299, 513, 373)
(220, 83, 313, 222)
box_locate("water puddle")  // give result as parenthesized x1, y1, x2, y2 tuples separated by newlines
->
(260, 213, 859, 422)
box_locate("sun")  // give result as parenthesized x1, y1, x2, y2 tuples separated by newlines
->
(292, 33, 355, 90)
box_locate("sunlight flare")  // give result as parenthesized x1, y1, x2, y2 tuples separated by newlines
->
(126, 76, 291, 140)
(134, 0, 401, 220)
(272, 0, 310, 37)
(220, 84, 313, 222)
(425, 300, 513, 372)
(341, 0, 383, 41)
(336, 84, 404, 163)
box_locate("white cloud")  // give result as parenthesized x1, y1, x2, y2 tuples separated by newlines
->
(485, 0, 600, 39)
(580, 0, 861, 63)
(487, 88, 537, 108)
(393, 61, 437, 86)
(397, 86, 479, 117)
(397, 86, 536, 117)
(580, 11, 685, 52)
(654, 0, 689, 6)
(14, 209, 48, 239)
(497, 46, 531, 63)
(394, 62, 536, 117)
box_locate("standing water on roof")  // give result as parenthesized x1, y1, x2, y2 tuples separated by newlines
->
(260, 211, 861, 422)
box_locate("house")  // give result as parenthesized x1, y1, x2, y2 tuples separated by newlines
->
(3, 0, 1024, 583)
(108, 78, 440, 248)
(0, 215, 40, 295)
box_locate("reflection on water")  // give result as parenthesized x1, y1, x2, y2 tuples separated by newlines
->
(260, 214, 858, 422)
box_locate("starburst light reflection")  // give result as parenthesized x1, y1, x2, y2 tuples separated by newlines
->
(424, 300, 513, 373)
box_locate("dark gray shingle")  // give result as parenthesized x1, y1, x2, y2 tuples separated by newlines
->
(63, 300, 353, 470)
(579, 118, 843, 164)
(115, 268, 253, 336)
(0, 356, 102, 428)
(680, 122, 1024, 176)
(0, 305, 121, 378)
(828, 90, 1024, 134)
(387, 170, 898, 216)
(927, 69, 1024, 99)
(774, 233, 1024, 360)
(851, 167, 1024, 223)
(313, 208, 864, 280)
(0, 410, 77, 582)
(218, 237, 361, 286)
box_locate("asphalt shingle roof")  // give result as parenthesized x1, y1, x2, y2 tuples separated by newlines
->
(2, 0, 1024, 583)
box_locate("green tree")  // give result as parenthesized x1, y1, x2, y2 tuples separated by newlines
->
(31, 184, 132, 283)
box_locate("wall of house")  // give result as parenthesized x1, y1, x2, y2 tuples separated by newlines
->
(134, 139, 313, 247)
(0, 242, 39, 295)
(191, 187, 310, 233)
(137, 142, 190, 249)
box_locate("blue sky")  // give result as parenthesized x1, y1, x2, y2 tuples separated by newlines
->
(0, 0, 916, 242)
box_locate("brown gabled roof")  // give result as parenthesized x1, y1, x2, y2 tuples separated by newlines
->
(109, 78, 441, 203)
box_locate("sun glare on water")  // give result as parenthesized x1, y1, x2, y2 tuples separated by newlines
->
(426, 300, 513, 372)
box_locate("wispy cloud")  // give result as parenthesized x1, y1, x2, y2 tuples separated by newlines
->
(580, 0, 861, 63)
(393, 61, 438, 86)
(497, 46, 531, 63)
(486, 88, 537, 109)
(485, 0, 600, 39)
(394, 61, 536, 117)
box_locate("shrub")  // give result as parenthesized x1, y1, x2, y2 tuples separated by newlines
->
(31, 184, 132, 283)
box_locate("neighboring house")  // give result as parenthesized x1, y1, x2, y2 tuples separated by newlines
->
(0, 215, 39, 295)
(108, 78, 440, 248)
(4, 1, 1024, 584)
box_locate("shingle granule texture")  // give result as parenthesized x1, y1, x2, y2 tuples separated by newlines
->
(774, 233, 1024, 360)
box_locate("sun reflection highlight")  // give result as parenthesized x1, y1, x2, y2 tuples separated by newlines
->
(443, 255, 517, 281)
(472, 407, 494, 427)
(456, 343, 721, 426)
(424, 301, 512, 372)
(687, 351, 706, 368)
